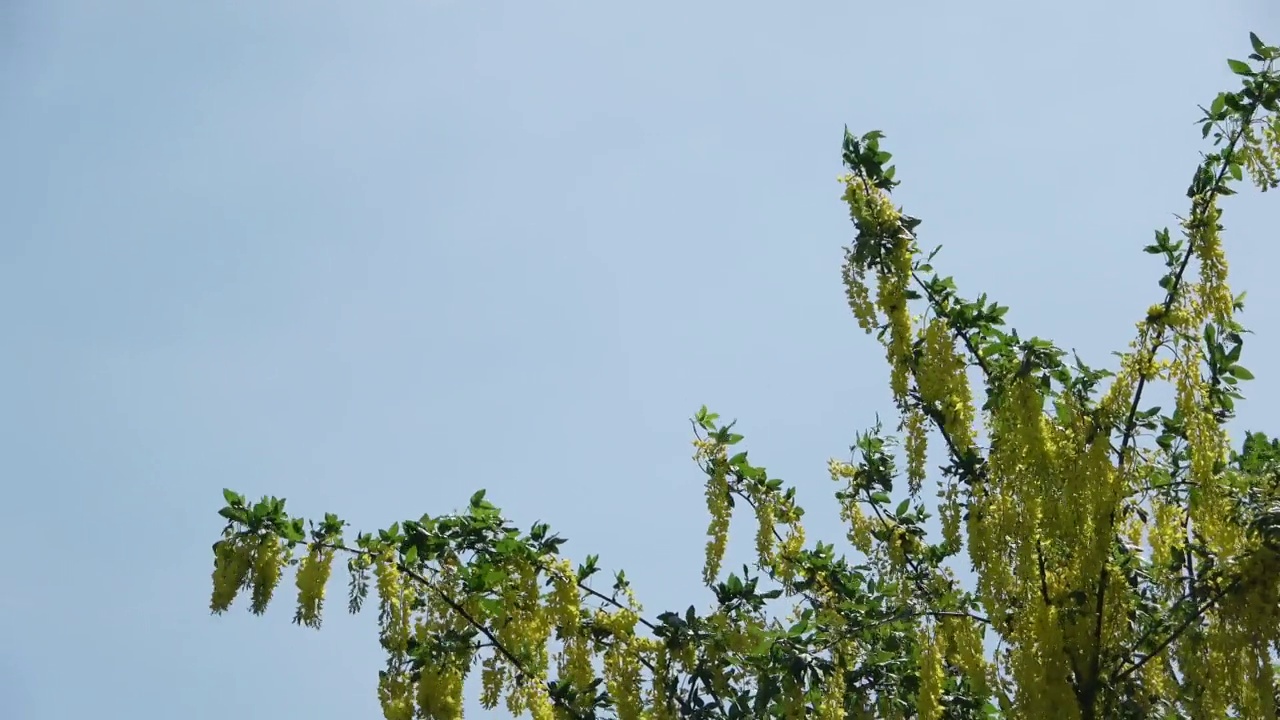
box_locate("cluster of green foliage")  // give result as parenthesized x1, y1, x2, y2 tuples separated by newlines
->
(208, 35, 1280, 719)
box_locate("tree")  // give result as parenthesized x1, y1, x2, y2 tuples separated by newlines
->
(207, 35, 1280, 720)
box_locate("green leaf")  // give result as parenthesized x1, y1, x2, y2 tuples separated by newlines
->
(1211, 93, 1227, 116)
(1230, 365, 1255, 380)
(1250, 32, 1266, 55)
(282, 519, 306, 543)
(478, 597, 504, 617)
(871, 491, 891, 504)
(1227, 58, 1252, 75)
(727, 574, 743, 593)
(895, 499, 910, 517)
(222, 488, 243, 506)
(1229, 163, 1243, 181)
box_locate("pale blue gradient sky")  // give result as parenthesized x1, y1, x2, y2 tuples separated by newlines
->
(2, 2, 1278, 718)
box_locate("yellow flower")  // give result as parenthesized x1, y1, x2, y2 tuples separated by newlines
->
(916, 623, 945, 720)
(700, 443, 732, 585)
(417, 665, 464, 720)
(210, 536, 253, 614)
(249, 534, 286, 615)
(479, 654, 505, 710)
(754, 494, 776, 566)
(377, 672, 414, 720)
(374, 552, 412, 655)
(841, 256, 878, 332)
(294, 545, 336, 629)
(904, 407, 927, 496)
(546, 558, 581, 631)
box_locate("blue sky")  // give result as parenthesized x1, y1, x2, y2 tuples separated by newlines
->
(2, 1, 1278, 718)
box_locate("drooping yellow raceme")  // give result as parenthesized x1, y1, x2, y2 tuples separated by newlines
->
(479, 654, 505, 710)
(696, 437, 732, 585)
(775, 515, 806, 585)
(1240, 115, 1280, 189)
(597, 607, 645, 720)
(371, 548, 419, 717)
(754, 492, 777, 567)
(915, 317, 976, 448)
(294, 544, 336, 629)
(940, 614, 991, 703)
(878, 257, 914, 406)
(546, 557, 596, 716)
(842, 255, 878, 334)
(249, 533, 286, 615)
(736, 474, 808, 586)
(555, 635, 594, 715)
(415, 665, 464, 720)
(413, 563, 470, 720)
(374, 552, 414, 657)
(814, 642, 849, 720)
(494, 556, 553, 718)
(903, 406, 928, 496)
(916, 621, 945, 720)
(210, 535, 254, 614)
(1169, 331, 1241, 567)
(830, 459, 874, 554)
(1148, 498, 1184, 591)
(377, 672, 414, 720)
(1015, 601, 1079, 719)
(546, 557, 582, 630)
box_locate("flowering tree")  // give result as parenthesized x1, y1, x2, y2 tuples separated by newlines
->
(208, 35, 1280, 720)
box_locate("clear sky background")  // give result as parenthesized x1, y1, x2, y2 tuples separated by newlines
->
(2, 1, 1278, 718)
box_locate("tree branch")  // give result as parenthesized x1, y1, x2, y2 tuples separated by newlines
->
(1111, 574, 1242, 684)
(1088, 108, 1257, 714)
